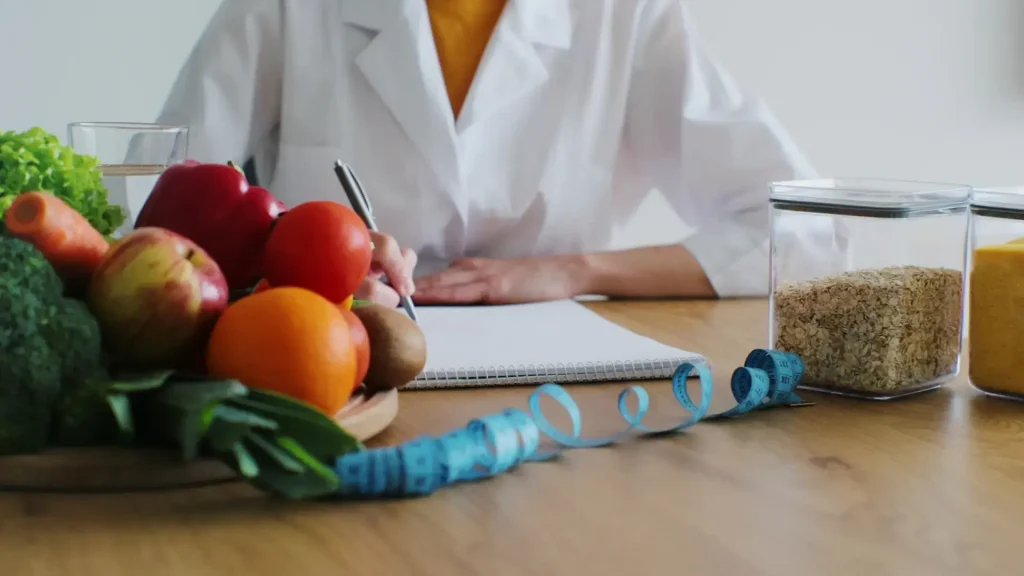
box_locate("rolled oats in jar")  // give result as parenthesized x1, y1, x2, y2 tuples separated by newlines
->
(768, 178, 971, 400)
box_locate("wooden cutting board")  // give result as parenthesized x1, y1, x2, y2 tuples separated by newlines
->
(0, 387, 399, 493)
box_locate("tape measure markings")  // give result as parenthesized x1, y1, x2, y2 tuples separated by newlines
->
(334, 348, 807, 498)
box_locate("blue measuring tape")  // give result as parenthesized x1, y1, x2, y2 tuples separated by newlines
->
(333, 348, 806, 498)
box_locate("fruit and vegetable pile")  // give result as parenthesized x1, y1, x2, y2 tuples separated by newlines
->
(0, 126, 814, 502)
(0, 127, 427, 499)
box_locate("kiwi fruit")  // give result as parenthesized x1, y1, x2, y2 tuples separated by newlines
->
(351, 303, 427, 391)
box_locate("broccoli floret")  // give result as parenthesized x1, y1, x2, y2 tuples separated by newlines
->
(45, 299, 117, 447)
(0, 339, 61, 454)
(0, 275, 62, 454)
(0, 236, 109, 454)
(0, 233, 62, 301)
(41, 299, 105, 386)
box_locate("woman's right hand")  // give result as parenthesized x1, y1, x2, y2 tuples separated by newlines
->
(354, 231, 417, 308)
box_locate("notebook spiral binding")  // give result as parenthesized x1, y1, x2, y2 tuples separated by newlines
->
(408, 358, 694, 389)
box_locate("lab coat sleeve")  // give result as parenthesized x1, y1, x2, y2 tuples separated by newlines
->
(624, 1, 833, 298)
(154, 0, 283, 167)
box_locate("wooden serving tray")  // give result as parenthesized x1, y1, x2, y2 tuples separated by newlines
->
(336, 387, 399, 441)
(0, 387, 399, 494)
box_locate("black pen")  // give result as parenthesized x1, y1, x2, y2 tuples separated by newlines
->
(333, 160, 419, 324)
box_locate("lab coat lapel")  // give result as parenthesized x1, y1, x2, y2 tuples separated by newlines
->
(455, 0, 574, 134)
(340, 1, 461, 192)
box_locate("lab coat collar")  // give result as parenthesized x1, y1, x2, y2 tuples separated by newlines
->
(339, 0, 573, 198)
(337, 1, 397, 31)
(340, 0, 461, 193)
(339, 0, 572, 47)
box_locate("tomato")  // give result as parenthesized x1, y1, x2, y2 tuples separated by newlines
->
(338, 307, 371, 389)
(262, 201, 373, 303)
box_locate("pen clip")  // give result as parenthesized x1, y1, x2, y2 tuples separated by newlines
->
(343, 163, 374, 217)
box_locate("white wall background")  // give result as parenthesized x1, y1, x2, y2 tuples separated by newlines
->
(2, 0, 1023, 249)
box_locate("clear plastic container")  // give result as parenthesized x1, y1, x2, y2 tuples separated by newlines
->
(768, 178, 972, 400)
(967, 187, 1024, 401)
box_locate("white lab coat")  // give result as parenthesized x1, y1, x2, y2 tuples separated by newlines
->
(156, 0, 837, 297)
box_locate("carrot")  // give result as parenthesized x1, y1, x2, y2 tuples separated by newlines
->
(4, 191, 111, 286)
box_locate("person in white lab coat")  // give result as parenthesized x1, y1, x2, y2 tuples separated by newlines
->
(157, 0, 823, 308)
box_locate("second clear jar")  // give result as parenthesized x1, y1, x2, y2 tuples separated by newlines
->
(967, 187, 1024, 401)
(768, 178, 972, 400)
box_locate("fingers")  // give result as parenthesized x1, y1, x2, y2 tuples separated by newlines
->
(412, 281, 490, 305)
(369, 232, 416, 297)
(414, 268, 479, 292)
(373, 248, 418, 276)
(401, 247, 418, 278)
(414, 258, 483, 291)
(354, 277, 401, 308)
(413, 260, 503, 304)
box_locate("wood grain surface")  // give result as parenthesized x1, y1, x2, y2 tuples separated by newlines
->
(2, 299, 1022, 576)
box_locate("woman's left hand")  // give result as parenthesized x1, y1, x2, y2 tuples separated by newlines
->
(412, 255, 590, 305)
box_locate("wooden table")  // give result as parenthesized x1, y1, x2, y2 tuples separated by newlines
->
(2, 299, 1022, 576)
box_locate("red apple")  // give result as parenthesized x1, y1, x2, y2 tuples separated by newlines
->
(86, 226, 230, 369)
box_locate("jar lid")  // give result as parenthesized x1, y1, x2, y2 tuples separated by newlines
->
(769, 178, 972, 218)
(971, 187, 1024, 219)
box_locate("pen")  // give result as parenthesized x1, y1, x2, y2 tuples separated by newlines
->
(333, 160, 419, 324)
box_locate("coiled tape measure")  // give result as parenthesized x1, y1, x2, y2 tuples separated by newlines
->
(334, 348, 808, 498)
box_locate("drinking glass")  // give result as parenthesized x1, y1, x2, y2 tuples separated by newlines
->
(67, 122, 188, 237)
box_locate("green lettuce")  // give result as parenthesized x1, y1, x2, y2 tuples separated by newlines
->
(0, 127, 126, 236)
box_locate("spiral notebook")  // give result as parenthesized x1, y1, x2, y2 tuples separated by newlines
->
(408, 300, 706, 389)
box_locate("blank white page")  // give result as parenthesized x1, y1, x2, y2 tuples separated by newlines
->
(408, 300, 706, 389)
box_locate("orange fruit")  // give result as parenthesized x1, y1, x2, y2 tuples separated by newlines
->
(262, 201, 373, 304)
(206, 286, 358, 415)
(340, 294, 354, 310)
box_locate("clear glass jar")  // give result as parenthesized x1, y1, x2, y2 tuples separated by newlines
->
(768, 178, 972, 400)
(967, 187, 1024, 401)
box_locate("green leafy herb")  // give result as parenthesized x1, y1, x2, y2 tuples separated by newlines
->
(143, 378, 249, 460)
(276, 436, 341, 486)
(107, 370, 176, 394)
(203, 405, 277, 453)
(232, 442, 260, 478)
(100, 371, 362, 499)
(244, 431, 305, 474)
(0, 127, 126, 236)
(105, 393, 134, 442)
(228, 389, 364, 460)
(212, 404, 278, 430)
(244, 435, 342, 499)
(154, 378, 249, 411)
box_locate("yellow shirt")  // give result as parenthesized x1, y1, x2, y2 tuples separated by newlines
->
(425, 0, 509, 118)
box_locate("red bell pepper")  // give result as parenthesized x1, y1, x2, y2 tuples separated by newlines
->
(134, 160, 288, 290)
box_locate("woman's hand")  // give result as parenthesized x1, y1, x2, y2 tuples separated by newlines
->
(399, 246, 716, 306)
(354, 231, 417, 308)
(412, 255, 591, 305)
